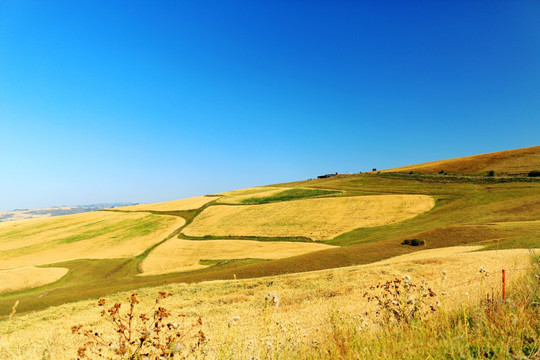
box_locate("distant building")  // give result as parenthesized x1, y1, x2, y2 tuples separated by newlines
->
(317, 172, 338, 179)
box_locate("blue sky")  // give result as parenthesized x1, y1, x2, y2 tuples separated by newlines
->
(0, 1, 539, 211)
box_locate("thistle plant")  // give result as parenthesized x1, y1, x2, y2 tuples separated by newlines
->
(363, 275, 437, 325)
(72, 292, 206, 359)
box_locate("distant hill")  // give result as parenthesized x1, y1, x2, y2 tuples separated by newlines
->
(381, 145, 540, 175)
(0, 203, 137, 222)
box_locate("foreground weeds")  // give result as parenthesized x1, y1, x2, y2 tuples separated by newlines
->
(72, 292, 206, 359)
(292, 254, 540, 359)
(68, 254, 539, 359)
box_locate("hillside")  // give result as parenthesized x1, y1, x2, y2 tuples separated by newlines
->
(0, 147, 538, 319)
(381, 145, 540, 175)
(1, 147, 540, 358)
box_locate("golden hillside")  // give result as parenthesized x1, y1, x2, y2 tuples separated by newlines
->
(381, 145, 540, 175)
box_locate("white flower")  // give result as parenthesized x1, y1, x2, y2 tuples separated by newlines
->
(265, 292, 280, 308)
(170, 343, 184, 354)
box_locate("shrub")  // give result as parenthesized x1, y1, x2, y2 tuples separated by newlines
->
(487, 170, 495, 177)
(401, 239, 425, 246)
(438, 170, 445, 174)
(528, 170, 540, 177)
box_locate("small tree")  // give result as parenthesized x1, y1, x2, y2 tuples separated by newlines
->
(487, 170, 495, 177)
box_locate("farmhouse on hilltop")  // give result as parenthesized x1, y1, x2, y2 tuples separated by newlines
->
(317, 172, 338, 179)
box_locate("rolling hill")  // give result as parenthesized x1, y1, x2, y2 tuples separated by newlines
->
(0, 145, 538, 317)
(380, 144, 540, 175)
(1, 146, 539, 359)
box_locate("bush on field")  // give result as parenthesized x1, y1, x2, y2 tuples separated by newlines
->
(401, 239, 425, 246)
(528, 170, 540, 177)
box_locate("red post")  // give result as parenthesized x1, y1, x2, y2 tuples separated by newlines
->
(502, 269, 506, 301)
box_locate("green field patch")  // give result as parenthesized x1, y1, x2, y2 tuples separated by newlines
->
(240, 188, 341, 204)
(59, 215, 163, 244)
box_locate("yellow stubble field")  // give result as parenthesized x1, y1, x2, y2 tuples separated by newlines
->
(0, 211, 184, 270)
(0, 246, 532, 359)
(139, 239, 336, 275)
(183, 195, 435, 240)
(115, 196, 216, 211)
(0, 267, 68, 295)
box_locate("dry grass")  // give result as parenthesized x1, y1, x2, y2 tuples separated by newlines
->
(214, 187, 289, 204)
(382, 144, 540, 175)
(0, 212, 184, 269)
(139, 239, 336, 275)
(183, 195, 435, 240)
(0, 247, 532, 359)
(0, 267, 68, 294)
(115, 196, 216, 211)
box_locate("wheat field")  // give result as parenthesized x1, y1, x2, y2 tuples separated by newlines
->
(139, 239, 336, 275)
(183, 195, 435, 240)
(0, 247, 532, 359)
(0, 212, 184, 269)
(115, 196, 216, 211)
(0, 267, 68, 294)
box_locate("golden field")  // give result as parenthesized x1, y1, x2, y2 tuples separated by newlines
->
(0, 211, 184, 269)
(139, 239, 336, 275)
(0, 246, 532, 359)
(115, 196, 216, 211)
(183, 195, 435, 240)
(0, 267, 68, 294)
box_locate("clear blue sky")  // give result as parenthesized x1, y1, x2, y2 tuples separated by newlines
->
(1, 1, 539, 211)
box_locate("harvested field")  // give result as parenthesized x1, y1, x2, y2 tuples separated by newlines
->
(0, 212, 184, 269)
(115, 196, 216, 211)
(214, 186, 289, 204)
(139, 239, 336, 275)
(1, 247, 532, 359)
(183, 195, 435, 240)
(0, 267, 68, 294)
